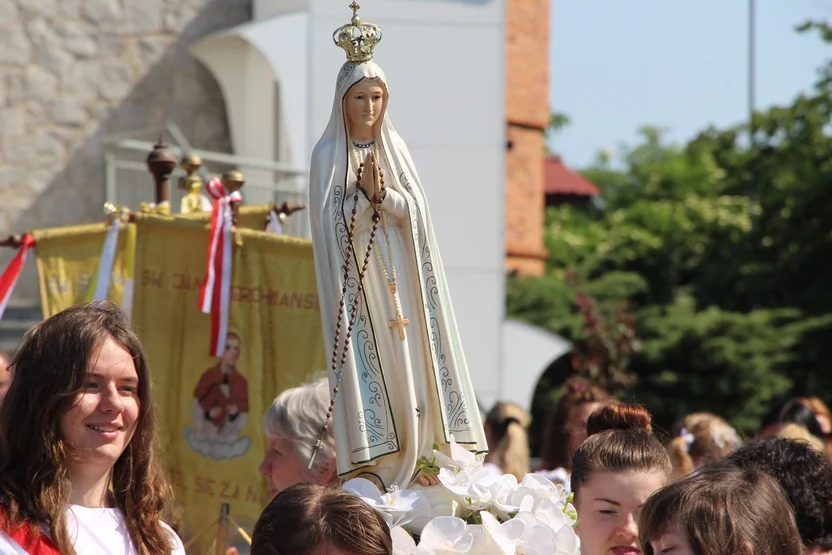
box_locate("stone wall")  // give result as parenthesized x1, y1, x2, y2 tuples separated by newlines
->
(0, 0, 252, 302)
(505, 0, 549, 276)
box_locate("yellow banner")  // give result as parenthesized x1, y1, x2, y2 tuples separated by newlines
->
(32, 223, 136, 318)
(131, 214, 324, 551)
(174, 204, 273, 231)
(32, 205, 277, 318)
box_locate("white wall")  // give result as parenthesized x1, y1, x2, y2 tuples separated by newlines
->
(501, 320, 571, 409)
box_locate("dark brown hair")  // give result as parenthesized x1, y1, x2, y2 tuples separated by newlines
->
(571, 401, 671, 496)
(251, 483, 392, 555)
(639, 464, 804, 555)
(540, 377, 610, 471)
(727, 437, 832, 551)
(0, 302, 176, 554)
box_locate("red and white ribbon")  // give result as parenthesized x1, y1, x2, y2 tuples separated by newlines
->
(199, 178, 242, 356)
(0, 234, 36, 320)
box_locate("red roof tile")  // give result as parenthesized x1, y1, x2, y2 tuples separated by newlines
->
(544, 155, 600, 197)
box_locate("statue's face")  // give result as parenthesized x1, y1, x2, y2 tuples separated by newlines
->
(344, 79, 384, 136)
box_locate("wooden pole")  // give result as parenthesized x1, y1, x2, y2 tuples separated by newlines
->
(214, 503, 230, 555)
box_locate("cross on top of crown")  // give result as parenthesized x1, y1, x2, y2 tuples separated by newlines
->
(349, 1, 360, 14)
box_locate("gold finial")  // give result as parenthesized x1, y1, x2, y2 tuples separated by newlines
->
(178, 154, 204, 192)
(103, 202, 132, 224)
(222, 169, 245, 193)
(181, 154, 203, 174)
(139, 201, 170, 216)
(333, 3, 382, 63)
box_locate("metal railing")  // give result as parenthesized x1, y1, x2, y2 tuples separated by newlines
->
(103, 130, 310, 238)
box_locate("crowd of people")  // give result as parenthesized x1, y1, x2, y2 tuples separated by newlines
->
(0, 302, 829, 554)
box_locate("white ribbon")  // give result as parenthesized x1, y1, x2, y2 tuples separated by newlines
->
(91, 219, 121, 301)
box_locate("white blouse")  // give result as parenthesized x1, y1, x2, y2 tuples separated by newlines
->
(0, 505, 186, 554)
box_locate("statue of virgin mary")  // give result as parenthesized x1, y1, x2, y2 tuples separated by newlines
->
(309, 5, 487, 491)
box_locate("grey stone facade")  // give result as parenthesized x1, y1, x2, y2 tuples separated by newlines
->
(0, 0, 252, 301)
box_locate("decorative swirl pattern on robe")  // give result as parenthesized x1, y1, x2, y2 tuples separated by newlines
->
(332, 164, 399, 458)
(448, 390, 473, 431)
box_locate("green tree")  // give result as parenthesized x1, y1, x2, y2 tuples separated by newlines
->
(510, 23, 832, 435)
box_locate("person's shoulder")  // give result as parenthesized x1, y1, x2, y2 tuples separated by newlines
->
(0, 532, 29, 555)
(161, 522, 186, 555)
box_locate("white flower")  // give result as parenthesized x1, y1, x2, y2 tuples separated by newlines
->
(480, 511, 525, 554)
(343, 478, 430, 529)
(481, 511, 578, 555)
(418, 517, 483, 554)
(392, 525, 436, 555)
(432, 435, 484, 473)
(437, 466, 500, 502)
(500, 474, 573, 518)
(345, 446, 580, 555)
(431, 436, 503, 512)
(511, 511, 580, 555)
(533, 467, 570, 491)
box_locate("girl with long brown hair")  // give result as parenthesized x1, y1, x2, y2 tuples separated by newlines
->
(0, 302, 183, 554)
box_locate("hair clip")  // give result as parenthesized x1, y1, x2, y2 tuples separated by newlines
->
(680, 427, 695, 453)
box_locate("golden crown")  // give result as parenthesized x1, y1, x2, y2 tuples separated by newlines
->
(333, 2, 382, 63)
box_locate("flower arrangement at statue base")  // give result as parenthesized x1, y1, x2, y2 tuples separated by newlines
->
(343, 438, 580, 555)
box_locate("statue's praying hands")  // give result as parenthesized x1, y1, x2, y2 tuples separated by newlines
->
(359, 151, 384, 204)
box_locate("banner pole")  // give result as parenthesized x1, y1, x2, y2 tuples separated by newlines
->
(182, 520, 218, 551)
(214, 503, 230, 555)
(227, 516, 252, 545)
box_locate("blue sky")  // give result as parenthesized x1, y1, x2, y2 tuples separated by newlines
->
(550, 0, 832, 168)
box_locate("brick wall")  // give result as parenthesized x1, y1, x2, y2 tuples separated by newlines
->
(505, 0, 550, 276)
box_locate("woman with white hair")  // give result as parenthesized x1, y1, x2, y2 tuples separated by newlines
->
(258, 378, 338, 496)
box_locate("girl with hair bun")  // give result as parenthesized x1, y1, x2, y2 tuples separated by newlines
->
(571, 401, 671, 555)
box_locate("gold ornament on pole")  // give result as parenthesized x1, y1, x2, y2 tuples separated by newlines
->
(179, 154, 207, 214)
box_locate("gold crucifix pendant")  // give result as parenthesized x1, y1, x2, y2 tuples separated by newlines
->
(389, 313, 409, 341)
